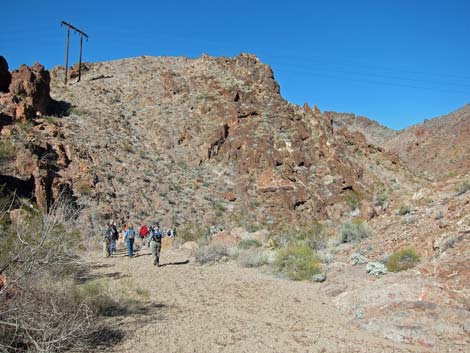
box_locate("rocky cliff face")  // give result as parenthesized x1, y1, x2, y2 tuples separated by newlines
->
(0, 58, 89, 211)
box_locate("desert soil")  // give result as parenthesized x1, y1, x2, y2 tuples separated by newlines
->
(85, 242, 428, 353)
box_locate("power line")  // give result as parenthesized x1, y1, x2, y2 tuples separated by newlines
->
(275, 65, 469, 95)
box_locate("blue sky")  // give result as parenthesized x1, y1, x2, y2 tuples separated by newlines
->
(2, 0, 469, 129)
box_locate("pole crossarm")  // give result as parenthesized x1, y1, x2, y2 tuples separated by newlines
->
(61, 21, 89, 39)
(60, 21, 89, 84)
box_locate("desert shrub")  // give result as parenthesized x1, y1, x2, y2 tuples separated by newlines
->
(178, 223, 205, 242)
(0, 196, 106, 352)
(456, 180, 470, 196)
(297, 222, 326, 250)
(194, 244, 230, 264)
(76, 279, 119, 316)
(386, 247, 420, 272)
(77, 182, 92, 195)
(0, 277, 96, 353)
(374, 183, 389, 207)
(0, 140, 15, 164)
(238, 237, 262, 250)
(269, 221, 326, 250)
(397, 204, 412, 215)
(338, 219, 370, 243)
(238, 249, 268, 268)
(343, 190, 362, 211)
(274, 245, 321, 281)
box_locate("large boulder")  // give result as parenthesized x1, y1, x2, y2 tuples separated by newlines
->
(0, 56, 11, 92)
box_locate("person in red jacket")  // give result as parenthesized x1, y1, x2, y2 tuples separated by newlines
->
(139, 224, 149, 247)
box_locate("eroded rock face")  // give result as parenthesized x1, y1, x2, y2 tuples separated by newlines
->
(0, 56, 11, 92)
(0, 60, 51, 120)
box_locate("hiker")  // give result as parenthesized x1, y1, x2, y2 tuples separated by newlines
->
(101, 223, 112, 258)
(210, 225, 216, 238)
(149, 222, 164, 266)
(109, 220, 119, 256)
(139, 223, 149, 247)
(124, 223, 137, 257)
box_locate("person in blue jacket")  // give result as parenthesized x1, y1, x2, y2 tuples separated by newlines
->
(124, 223, 137, 257)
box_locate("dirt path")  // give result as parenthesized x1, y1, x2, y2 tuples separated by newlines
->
(87, 245, 425, 353)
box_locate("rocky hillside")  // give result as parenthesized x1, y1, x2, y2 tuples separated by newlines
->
(43, 54, 413, 228)
(385, 105, 470, 180)
(331, 105, 470, 180)
(1, 54, 469, 350)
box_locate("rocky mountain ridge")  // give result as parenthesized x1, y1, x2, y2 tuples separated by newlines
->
(331, 104, 470, 180)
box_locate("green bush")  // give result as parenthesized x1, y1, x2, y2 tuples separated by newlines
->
(178, 223, 205, 242)
(456, 180, 470, 196)
(343, 190, 362, 211)
(397, 204, 412, 216)
(77, 182, 92, 196)
(338, 219, 370, 243)
(238, 249, 268, 268)
(238, 237, 262, 250)
(386, 247, 420, 272)
(374, 183, 389, 207)
(274, 245, 321, 281)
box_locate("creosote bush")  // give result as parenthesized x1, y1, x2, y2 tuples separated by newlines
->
(343, 190, 362, 211)
(397, 204, 412, 216)
(179, 223, 205, 242)
(194, 244, 230, 264)
(338, 218, 370, 243)
(238, 237, 262, 250)
(0, 196, 117, 353)
(374, 183, 389, 207)
(238, 249, 268, 268)
(386, 247, 420, 272)
(274, 245, 321, 281)
(269, 221, 326, 250)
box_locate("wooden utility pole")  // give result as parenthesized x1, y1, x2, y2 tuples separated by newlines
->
(61, 21, 89, 84)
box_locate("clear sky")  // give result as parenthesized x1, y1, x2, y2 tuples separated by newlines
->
(2, 0, 469, 129)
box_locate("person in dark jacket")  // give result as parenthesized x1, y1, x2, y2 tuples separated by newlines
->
(149, 222, 164, 266)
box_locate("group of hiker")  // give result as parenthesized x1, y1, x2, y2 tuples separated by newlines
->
(102, 220, 175, 267)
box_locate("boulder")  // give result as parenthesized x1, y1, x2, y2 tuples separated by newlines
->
(212, 230, 242, 246)
(312, 273, 327, 282)
(223, 191, 237, 201)
(0, 56, 11, 92)
(351, 253, 368, 266)
(366, 262, 388, 276)
(181, 241, 199, 252)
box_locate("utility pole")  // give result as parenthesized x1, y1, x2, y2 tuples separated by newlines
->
(61, 21, 89, 84)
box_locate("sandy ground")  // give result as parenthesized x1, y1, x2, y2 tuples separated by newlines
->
(86, 244, 426, 353)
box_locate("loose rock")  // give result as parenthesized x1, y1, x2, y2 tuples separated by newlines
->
(366, 262, 388, 276)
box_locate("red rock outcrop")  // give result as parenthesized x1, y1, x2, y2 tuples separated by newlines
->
(0, 60, 51, 120)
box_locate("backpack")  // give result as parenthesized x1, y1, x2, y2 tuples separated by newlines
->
(127, 228, 135, 240)
(111, 226, 119, 240)
(151, 227, 163, 242)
